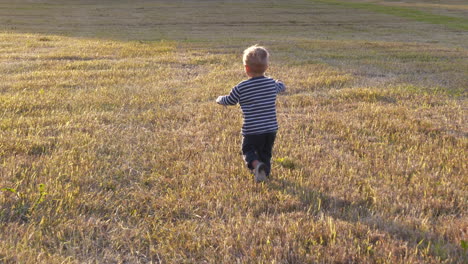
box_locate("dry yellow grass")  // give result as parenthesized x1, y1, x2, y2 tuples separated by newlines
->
(0, 0, 467, 263)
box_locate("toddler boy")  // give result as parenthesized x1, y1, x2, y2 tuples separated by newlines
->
(216, 45, 286, 182)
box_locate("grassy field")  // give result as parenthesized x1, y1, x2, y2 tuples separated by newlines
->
(0, 0, 467, 263)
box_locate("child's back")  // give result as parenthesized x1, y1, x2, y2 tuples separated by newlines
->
(218, 76, 285, 135)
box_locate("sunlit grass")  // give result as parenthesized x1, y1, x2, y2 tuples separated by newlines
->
(1, 0, 467, 263)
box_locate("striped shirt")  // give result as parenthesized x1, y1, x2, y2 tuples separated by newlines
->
(219, 76, 286, 135)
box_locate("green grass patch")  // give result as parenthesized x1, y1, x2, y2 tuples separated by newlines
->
(274, 157, 297, 169)
(313, 0, 468, 31)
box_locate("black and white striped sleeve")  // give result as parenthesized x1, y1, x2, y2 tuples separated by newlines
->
(219, 86, 241, 105)
(275, 80, 286, 93)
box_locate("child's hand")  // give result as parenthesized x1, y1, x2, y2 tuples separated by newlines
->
(216, 96, 223, 105)
(276, 79, 285, 86)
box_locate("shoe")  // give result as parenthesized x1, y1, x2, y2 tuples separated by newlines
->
(254, 162, 267, 183)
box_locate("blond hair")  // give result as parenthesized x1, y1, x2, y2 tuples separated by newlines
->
(243, 45, 269, 74)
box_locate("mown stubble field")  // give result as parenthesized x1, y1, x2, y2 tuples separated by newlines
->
(0, 0, 467, 263)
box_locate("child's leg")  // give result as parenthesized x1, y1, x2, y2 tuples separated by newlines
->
(241, 134, 265, 171)
(258, 132, 276, 176)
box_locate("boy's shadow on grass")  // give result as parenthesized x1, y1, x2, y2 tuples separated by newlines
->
(266, 177, 466, 262)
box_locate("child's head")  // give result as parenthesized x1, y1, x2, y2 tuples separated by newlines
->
(243, 45, 269, 76)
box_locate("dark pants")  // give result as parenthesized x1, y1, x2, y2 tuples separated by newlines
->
(242, 132, 276, 176)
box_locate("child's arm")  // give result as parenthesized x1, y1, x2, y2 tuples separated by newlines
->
(275, 80, 286, 94)
(216, 86, 240, 106)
